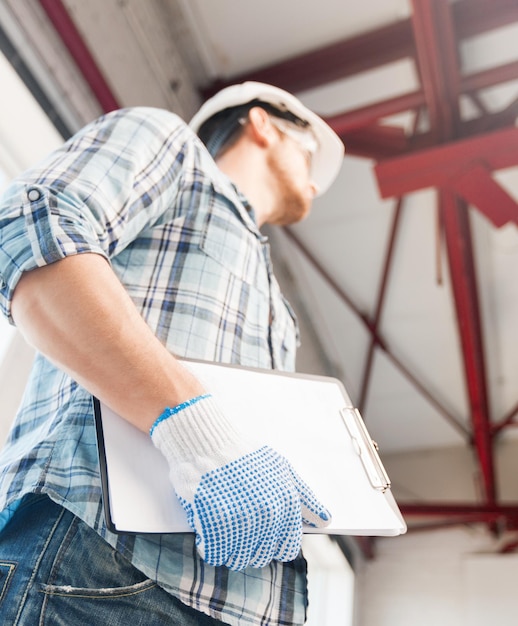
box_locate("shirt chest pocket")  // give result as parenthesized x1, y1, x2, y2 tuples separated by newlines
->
(199, 206, 269, 296)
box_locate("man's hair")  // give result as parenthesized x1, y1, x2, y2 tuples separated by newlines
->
(197, 99, 309, 159)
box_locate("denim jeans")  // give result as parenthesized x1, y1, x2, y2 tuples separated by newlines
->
(0, 494, 225, 625)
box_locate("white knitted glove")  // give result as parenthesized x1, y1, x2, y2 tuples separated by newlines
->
(150, 394, 331, 571)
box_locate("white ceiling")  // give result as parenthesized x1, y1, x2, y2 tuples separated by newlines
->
(177, 0, 412, 79)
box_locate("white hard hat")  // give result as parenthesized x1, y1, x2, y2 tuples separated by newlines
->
(189, 81, 344, 196)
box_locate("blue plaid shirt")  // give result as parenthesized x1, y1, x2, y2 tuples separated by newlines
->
(0, 108, 307, 625)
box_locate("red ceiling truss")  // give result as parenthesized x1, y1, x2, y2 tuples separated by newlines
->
(37, 0, 518, 552)
(203, 0, 518, 540)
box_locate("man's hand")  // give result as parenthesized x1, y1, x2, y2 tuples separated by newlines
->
(150, 394, 331, 571)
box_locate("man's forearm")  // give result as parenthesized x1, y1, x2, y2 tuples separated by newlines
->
(11, 252, 205, 432)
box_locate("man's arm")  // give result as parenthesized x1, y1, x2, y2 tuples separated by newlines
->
(12, 250, 332, 571)
(11, 252, 205, 432)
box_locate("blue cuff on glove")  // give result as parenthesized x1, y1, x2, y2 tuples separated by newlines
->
(150, 394, 211, 436)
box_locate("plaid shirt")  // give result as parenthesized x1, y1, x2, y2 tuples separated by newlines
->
(0, 108, 307, 625)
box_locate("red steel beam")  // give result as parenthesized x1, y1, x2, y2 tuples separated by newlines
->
(374, 127, 518, 223)
(284, 227, 471, 440)
(459, 103, 518, 137)
(401, 502, 518, 521)
(408, 0, 460, 134)
(325, 91, 424, 136)
(375, 126, 518, 191)
(406, 518, 514, 533)
(453, 163, 518, 228)
(454, 0, 518, 40)
(203, 19, 414, 98)
(38, 0, 120, 112)
(492, 401, 518, 435)
(357, 198, 404, 412)
(501, 540, 518, 554)
(427, 6, 518, 227)
(408, 0, 496, 509)
(353, 536, 376, 561)
(325, 59, 518, 143)
(357, 111, 424, 411)
(323, 28, 518, 159)
(203, 0, 518, 97)
(411, 0, 461, 138)
(339, 125, 410, 160)
(440, 193, 496, 504)
(463, 59, 518, 94)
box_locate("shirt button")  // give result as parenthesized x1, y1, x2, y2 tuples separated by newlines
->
(27, 189, 41, 202)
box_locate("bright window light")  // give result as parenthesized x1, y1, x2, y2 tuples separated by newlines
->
(0, 49, 64, 395)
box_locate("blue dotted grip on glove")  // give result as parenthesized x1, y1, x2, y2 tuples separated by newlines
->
(180, 445, 330, 570)
(150, 394, 332, 571)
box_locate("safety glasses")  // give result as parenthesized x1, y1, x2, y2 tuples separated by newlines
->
(267, 116, 319, 161)
(238, 114, 319, 161)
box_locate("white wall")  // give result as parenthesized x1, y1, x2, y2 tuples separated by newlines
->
(356, 526, 518, 626)
(462, 553, 518, 626)
(303, 535, 356, 626)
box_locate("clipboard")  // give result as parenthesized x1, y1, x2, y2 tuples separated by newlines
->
(94, 359, 406, 536)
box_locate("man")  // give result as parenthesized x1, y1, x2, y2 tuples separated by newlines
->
(0, 81, 344, 625)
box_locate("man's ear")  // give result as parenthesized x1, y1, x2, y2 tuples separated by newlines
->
(247, 107, 278, 148)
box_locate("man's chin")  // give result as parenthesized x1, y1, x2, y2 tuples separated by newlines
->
(275, 202, 312, 226)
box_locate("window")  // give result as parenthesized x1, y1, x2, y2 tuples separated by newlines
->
(304, 535, 355, 626)
(0, 48, 64, 438)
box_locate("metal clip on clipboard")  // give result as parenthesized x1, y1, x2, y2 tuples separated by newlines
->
(340, 407, 391, 492)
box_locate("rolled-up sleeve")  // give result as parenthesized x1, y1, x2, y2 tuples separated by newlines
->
(0, 106, 193, 323)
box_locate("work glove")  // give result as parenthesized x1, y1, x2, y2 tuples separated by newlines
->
(150, 394, 331, 571)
